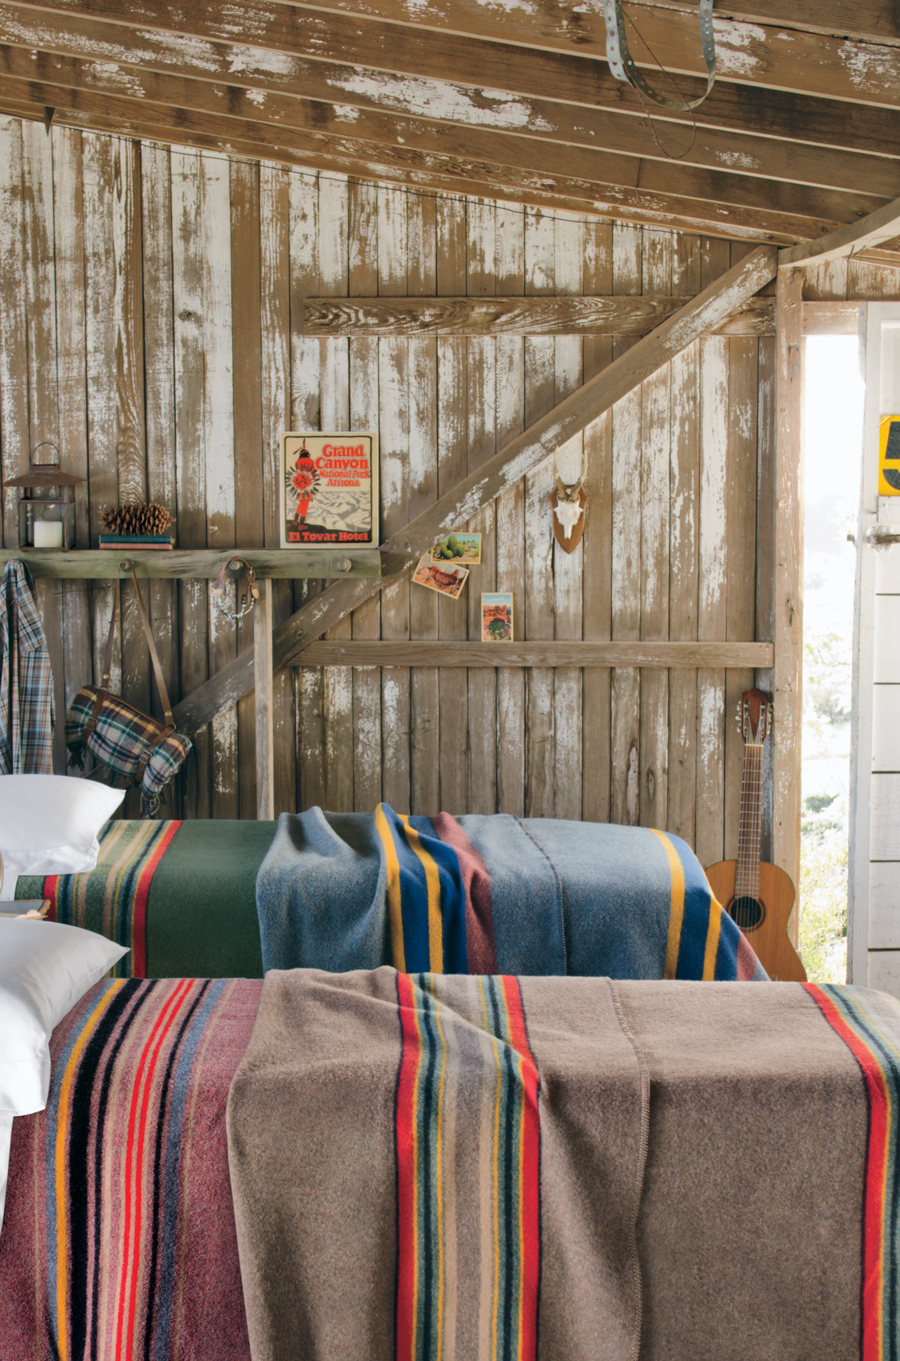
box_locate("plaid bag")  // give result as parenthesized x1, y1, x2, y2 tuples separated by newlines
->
(65, 568, 191, 816)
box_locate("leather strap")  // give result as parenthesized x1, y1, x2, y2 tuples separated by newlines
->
(91, 566, 174, 725)
(128, 566, 174, 724)
(212, 556, 258, 600)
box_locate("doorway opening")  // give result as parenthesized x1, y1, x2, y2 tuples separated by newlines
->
(799, 333, 864, 981)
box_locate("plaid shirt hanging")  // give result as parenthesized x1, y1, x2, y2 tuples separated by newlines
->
(0, 558, 55, 774)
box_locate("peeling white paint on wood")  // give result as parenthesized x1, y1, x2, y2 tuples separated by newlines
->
(698, 336, 729, 619)
(200, 156, 235, 538)
(0, 128, 775, 841)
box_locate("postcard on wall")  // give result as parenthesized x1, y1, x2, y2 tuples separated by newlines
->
(482, 592, 513, 641)
(280, 432, 379, 548)
(430, 532, 482, 565)
(412, 554, 469, 600)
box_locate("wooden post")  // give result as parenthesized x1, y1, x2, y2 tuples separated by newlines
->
(254, 577, 275, 820)
(774, 267, 804, 936)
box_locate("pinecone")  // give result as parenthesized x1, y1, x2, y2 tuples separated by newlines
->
(100, 503, 174, 536)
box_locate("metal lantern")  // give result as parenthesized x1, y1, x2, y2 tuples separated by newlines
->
(7, 444, 83, 551)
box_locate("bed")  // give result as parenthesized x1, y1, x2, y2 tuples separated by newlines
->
(2, 960, 898, 1361)
(10, 802, 765, 984)
(5, 777, 884, 1360)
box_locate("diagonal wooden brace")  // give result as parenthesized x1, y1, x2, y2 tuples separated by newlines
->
(172, 244, 778, 736)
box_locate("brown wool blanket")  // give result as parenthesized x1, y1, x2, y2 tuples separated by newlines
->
(227, 970, 900, 1361)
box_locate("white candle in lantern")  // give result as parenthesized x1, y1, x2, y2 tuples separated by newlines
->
(33, 519, 63, 549)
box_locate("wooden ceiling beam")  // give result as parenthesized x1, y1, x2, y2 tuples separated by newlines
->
(5, 101, 833, 242)
(781, 191, 900, 266)
(0, 74, 883, 239)
(172, 244, 778, 733)
(601, 0, 900, 47)
(2, 46, 898, 201)
(8, 0, 900, 110)
(4, 2, 900, 165)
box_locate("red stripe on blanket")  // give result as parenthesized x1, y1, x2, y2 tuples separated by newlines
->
(501, 976, 541, 1361)
(431, 813, 498, 974)
(395, 971, 423, 1361)
(131, 820, 181, 977)
(115, 978, 194, 1361)
(804, 984, 889, 1361)
(44, 875, 59, 919)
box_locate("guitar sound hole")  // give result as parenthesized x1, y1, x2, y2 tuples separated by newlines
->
(731, 897, 763, 930)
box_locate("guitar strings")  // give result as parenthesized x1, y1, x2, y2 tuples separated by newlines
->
(736, 744, 763, 905)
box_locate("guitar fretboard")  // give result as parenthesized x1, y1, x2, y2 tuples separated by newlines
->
(735, 744, 763, 900)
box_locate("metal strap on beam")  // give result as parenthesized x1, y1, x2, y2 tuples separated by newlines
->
(604, 0, 716, 109)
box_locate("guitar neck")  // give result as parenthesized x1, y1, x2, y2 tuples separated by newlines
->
(736, 743, 764, 899)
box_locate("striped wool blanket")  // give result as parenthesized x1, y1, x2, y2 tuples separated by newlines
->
(16, 819, 274, 977)
(0, 977, 260, 1361)
(228, 970, 900, 1361)
(257, 804, 765, 980)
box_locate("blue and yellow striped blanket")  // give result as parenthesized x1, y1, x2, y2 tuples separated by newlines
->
(256, 805, 766, 980)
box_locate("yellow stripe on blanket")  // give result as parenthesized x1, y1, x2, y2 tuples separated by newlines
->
(376, 804, 407, 973)
(655, 830, 686, 981)
(702, 899, 724, 981)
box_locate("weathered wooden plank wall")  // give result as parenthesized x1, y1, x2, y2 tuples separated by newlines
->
(0, 119, 773, 859)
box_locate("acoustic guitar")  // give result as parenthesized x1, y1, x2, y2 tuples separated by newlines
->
(704, 688, 807, 982)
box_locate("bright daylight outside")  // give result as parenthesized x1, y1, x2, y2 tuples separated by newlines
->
(799, 335, 865, 982)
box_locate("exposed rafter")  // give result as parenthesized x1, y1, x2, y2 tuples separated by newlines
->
(0, 45, 897, 202)
(3, 2, 900, 165)
(6, 0, 900, 108)
(4, 0, 900, 256)
(596, 0, 900, 47)
(781, 191, 900, 266)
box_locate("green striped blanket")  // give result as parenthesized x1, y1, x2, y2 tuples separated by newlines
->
(16, 819, 274, 977)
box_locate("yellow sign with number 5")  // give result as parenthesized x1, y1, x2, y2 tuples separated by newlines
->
(879, 415, 900, 495)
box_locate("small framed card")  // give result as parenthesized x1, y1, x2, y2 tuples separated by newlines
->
(430, 532, 482, 566)
(412, 554, 469, 600)
(482, 592, 513, 641)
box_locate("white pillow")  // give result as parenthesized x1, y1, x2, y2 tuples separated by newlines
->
(0, 1113, 11, 1237)
(0, 775, 124, 877)
(0, 918, 128, 1116)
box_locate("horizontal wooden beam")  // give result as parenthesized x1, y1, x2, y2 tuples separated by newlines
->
(220, 0, 900, 108)
(303, 296, 868, 337)
(293, 641, 775, 669)
(0, 101, 851, 246)
(802, 301, 860, 335)
(172, 244, 778, 735)
(302, 295, 778, 337)
(602, 0, 900, 47)
(781, 191, 900, 267)
(0, 548, 382, 578)
(0, 72, 881, 240)
(0, 46, 896, 201)
(5, 1, 900, 165)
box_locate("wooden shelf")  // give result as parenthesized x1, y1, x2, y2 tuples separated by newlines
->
(0, 547, 382, 579)
(294, 640, 774, 669)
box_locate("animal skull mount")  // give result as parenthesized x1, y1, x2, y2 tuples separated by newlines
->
(549, 476, 589, 553)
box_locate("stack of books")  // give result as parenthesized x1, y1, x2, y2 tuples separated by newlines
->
(98, 534, 174, 551)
